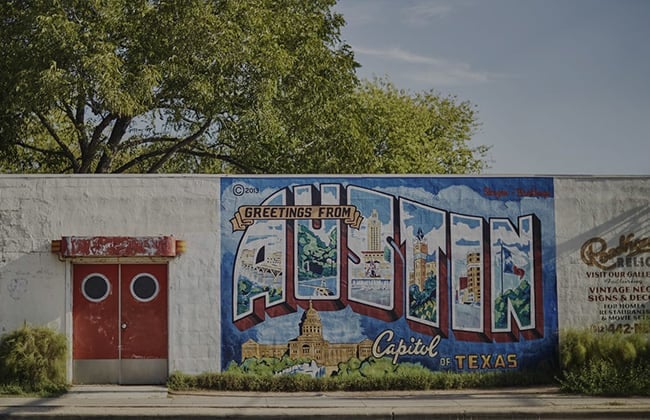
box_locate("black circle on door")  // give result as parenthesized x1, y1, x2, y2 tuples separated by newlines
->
(81, 274, 111, 302)
(130, 273, 159, 302)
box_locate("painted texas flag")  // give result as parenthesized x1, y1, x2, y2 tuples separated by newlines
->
(503, 246, 526, 279)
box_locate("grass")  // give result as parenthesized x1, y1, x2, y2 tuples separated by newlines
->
(167, 368, 558, 393)
(168, 324, 650, 396)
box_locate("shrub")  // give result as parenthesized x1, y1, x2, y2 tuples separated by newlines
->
(560, 359, 650, 396)
(0, 325, 68, 395)
(166, 371, 198, 391)
(167, 365, 557, 393)
(559, 325, 650, 396)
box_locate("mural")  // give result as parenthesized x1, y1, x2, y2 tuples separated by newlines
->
(221, 177, 558, 375)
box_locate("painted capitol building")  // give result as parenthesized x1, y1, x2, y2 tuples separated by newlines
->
(241, 302, 373, 366)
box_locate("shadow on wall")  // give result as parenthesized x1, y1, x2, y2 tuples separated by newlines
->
(556, 205, 649, 261)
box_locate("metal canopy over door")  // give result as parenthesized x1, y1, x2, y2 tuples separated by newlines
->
(73, 263, 168, 384)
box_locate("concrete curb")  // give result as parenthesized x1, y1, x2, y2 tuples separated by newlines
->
(1, 386, 649, 419)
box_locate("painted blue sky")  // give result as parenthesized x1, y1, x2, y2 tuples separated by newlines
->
(334, 0, 650, 175)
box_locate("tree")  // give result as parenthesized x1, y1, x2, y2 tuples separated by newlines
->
(0, 0, 359, 173)
(0, 0, 488, 174)
(350, 79, 488, 174)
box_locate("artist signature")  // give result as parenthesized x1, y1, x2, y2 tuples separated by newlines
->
(581, 233, 650, 270)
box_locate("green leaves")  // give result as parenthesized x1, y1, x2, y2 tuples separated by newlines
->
(0, 0, 488, 174)
(351, 79, 487, 174)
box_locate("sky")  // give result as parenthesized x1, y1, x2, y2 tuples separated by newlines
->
(334, 0, 650, 175)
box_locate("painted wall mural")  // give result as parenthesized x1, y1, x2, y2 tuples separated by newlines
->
(221, 177, 558, 375)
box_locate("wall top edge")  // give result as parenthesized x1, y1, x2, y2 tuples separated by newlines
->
(0, 173, 648, 180)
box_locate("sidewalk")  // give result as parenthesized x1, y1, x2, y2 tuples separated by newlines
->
(1, 385, 650, 419)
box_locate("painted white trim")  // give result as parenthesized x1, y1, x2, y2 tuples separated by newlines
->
(65, 260, 73, 383)
(80, 273, 111, 303)
(129, 273, 160, 303)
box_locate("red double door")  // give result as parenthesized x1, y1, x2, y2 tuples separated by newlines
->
(72, 264, 168, 384)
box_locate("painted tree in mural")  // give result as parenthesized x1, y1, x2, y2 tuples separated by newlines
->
(0, 0, 488, 174)
(297, 225, 337, 279)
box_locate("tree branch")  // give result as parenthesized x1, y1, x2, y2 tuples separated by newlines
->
(16, 140, 67, 156)
(57, 101, 86, 155)
(89, 113, 116, 149)
(113, 149, 168, 173)
(175, 147, 263, 173)
(119, 136, 179, 149)
(34, 112, 80, 172)
(94, 116, 132, 173)
(114, 140, 264, 174)
(79, 113, 116, 172)
(146, 118, 212, 173)
(74, 95, 88, 150)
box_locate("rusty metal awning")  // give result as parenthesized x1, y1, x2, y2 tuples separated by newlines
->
(51, 236, 186, 258)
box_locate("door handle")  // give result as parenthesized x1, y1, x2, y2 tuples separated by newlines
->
(121, 323, 127, 329)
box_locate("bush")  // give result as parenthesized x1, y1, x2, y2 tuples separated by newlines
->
(560, 359, 650, 396)
(166, 371, 198, 391)
(0, 325, 68, 395)
(559, 325, 650, 396)
(167, 365, 557, 393)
